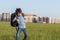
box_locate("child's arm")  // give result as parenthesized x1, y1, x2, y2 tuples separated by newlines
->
(16, 19, 19, 22)
(13, 18, 19, 22)
(13, 17, 17, 22)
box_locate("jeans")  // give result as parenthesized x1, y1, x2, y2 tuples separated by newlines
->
(16, 28, 27, 40)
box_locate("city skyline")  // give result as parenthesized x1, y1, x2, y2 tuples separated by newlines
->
(0, 0, 60, 18)
(0, 13, 60, 24)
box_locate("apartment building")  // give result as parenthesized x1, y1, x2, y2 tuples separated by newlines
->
(1, 13, 10, 21)
(1, 13, 60, 24)
(0, 14, 2, 21)
(24, 14, 50, 23)
(24, 14, 38, 23)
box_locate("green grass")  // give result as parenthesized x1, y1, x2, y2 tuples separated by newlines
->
(0, 22, 60, 40)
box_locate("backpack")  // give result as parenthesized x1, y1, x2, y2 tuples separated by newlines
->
(10, 13, 24, 27)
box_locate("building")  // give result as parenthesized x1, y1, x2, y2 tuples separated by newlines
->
(49, 17, 52, 24)
(38, 16, 49, 23)
(49, 17, 60, 24)
(45, 17, 49, 23)
(0, 14, 2, 21)
(24, 14, 38, 23)
(24, 14, 50, 23)
(1, 13, 10, 21)
(1, 13, 60, 24)
(38, 16, 43, 23)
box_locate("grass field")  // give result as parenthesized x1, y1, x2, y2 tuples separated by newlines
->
(0, 22, 60, 40)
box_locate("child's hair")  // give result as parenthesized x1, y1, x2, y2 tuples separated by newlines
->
(16, 8, 22, 13)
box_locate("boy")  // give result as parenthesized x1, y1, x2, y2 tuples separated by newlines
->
(13, 8, 27, 40)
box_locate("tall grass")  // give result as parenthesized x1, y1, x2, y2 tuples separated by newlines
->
(0, 22, 60, 40)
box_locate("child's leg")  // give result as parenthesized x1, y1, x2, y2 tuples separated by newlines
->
(15, 27, 18, 31)
(16, 28, 21, 40)
(23, 28, 28, 40)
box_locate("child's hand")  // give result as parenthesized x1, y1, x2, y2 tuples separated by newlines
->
(16, 19, 19, 22)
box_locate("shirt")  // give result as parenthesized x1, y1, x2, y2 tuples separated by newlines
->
(17, 15, 26, 28)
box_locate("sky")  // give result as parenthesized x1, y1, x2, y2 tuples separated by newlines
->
(0, 0, 60, 18)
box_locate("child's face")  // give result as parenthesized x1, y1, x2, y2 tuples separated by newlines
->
(17, 12, 22, 16)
